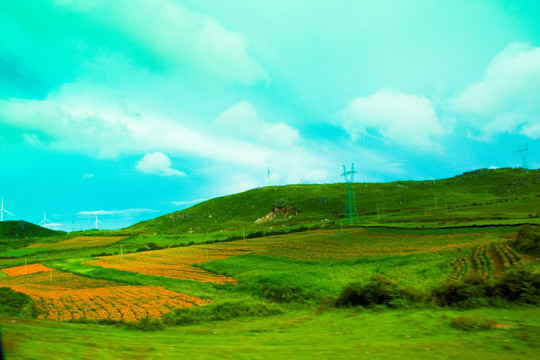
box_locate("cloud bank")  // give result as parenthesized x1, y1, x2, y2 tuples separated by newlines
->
(451, 43, 540, 139)
(341, 89, 444, 150)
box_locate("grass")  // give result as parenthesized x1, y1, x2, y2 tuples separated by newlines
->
(2, 307, 539, 359)
(0, 248, 52, 258)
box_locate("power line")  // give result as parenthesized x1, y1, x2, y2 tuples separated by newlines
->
(341, 164, 359, 226)
(517, 144, 529, 170)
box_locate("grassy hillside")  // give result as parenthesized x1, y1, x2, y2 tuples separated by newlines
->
(125, 168, 540, 234)
(0, 220, 63, 239)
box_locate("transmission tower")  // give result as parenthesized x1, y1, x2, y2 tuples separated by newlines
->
(517, 144, 529, 170)
(342, 164, 359, 226)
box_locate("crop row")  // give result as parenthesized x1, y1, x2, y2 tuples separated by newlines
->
(492, 243, 522, 270)
(450, 242, 523, 282)
(449, 255, 470, 282)
(470, 245, 494, 281)
(0, 270, 211, 322)
(23, 285, 210, 322)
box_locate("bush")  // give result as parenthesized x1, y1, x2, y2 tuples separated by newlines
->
(162, 300, 282, 325)
(431, 278, 490, 309)
(335, 275, 421, 308)
(493, 268, 540, 304)
(514, 225, 540, 256)
(0, 287, 39, 317)
(125, 316, 165, 331)
(432, 268, 540, 308)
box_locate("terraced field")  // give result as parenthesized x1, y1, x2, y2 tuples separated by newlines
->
(0, 269, 210, 321)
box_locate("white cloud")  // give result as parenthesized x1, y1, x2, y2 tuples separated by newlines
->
(82, 173, 94, 179)
(340, 89, 444, 150)
(451, 43, 540, 139)
(52, 0, 268, 85)
(213, 101, 301, 147)
(136, 152, 186, 177)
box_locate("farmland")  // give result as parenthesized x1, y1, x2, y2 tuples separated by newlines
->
(1, 169, 540, 359)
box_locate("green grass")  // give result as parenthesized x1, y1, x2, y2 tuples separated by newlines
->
(2, 307, 539, 359)
(124, 168, 540, 235)
(0, 248, 52, 258)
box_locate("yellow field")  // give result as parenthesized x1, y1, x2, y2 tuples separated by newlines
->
(26, 236, 127, 250)
(0, 270, 210, 321)
(1, 263, 54, 277)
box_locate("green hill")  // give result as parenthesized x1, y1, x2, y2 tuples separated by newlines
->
(0, 220, 63, 239)
(125, 168, 540, 234)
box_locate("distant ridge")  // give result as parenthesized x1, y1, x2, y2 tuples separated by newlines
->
(0, 220, 63, 238)
(125, 168, 540, 234)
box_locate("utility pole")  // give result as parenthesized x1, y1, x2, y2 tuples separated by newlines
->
(341, 164, 359, 226)
(517, 145, 529, 170)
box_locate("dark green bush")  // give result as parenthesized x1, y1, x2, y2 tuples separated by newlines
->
(431, 278, 490, 309)
(493, 268, 540, 304)
(514, 225, 540, 256)
(335, 275, 418, 308)
(0, 287, 39, 317)
(162, 300, 282, 325)
(125, 316, 165, 331)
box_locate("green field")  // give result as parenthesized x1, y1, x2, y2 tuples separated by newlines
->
(1, 168, 539, 359)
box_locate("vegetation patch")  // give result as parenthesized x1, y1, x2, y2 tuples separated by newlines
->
(162, 299, 282, 325)
(449, 316, 496, 331)
(514, 225, 540, 256)
(0, 287, 38, 317)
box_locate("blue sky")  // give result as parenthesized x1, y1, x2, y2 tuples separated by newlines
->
(1, 0, 539, 231)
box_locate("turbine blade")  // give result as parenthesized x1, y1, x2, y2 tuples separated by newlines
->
(5, 210, 14, 216)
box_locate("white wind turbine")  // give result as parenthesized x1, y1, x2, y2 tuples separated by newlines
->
(94, 214, 103, 230)
(39, 212, 53, 226)
(0, 198, 14, 222)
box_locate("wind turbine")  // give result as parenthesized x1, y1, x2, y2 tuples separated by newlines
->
(94, 214, 103, 230)
(39, 212, 53, 226)
(0, 198, 14, 222)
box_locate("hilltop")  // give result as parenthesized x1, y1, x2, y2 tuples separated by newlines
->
(125, 168, 540, 234)
(0, 220, 64, 239)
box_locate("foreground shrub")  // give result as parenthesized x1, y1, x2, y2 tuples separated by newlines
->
(494, 268, 540, 304)
(162, 300, 282, 325)
(335, 275, 423, 308)
(514, 225, 540, 256)
(431, 278, 490, 309)
(432, 269, 540, 308)
(125, 316, 165, 331)
(0, 287, 39, 317)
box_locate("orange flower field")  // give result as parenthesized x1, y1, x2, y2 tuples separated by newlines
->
(1, 263, 55, 277)
(82, 241, 270, 283)
(26, 236, 127, 250)
(0, 270, 211, 321)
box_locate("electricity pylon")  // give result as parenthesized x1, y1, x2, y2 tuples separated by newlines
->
(342, 164, 359, 226)
(517, 145, 529, 170)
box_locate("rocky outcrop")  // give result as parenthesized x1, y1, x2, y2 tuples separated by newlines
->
(255, 206, 299, 224)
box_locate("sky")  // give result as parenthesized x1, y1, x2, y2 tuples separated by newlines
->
(1, 0, 540, 231)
